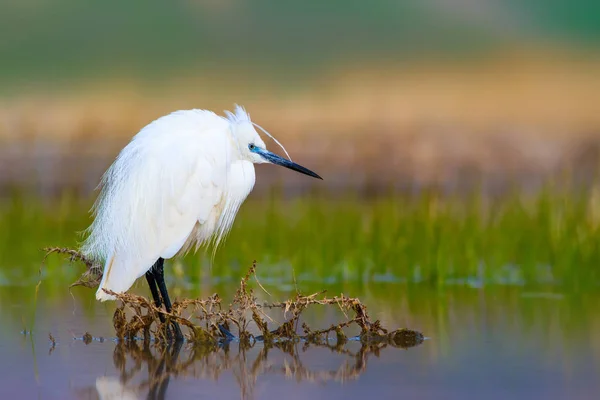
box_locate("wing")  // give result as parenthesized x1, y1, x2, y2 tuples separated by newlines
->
(82, 110, 231, 300)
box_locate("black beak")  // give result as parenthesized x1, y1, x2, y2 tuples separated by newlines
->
(256, 149, 322, 180)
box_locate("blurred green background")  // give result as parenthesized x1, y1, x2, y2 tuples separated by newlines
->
(1, 0, 599, 87)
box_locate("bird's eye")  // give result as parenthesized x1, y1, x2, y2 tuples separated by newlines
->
(248, 144, 256, 151)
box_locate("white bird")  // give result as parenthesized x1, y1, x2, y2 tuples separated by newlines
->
(81, 105, 321, 340)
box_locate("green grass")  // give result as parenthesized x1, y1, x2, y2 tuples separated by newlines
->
(2, 186, 600, 291)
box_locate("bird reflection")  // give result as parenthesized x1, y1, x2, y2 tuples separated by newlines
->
(92, 334, 423, 400)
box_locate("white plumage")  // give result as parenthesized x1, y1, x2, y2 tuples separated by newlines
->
(82, 105, 321, 302)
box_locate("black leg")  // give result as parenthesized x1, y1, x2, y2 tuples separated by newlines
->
(153, 258, 184, 342)
(146, 265, 171, 341)
(145, 268, 166, 324)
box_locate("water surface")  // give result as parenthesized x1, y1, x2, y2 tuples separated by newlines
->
(1, 281, 598, 399)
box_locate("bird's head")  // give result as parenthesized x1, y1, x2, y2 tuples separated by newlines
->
(225, 105, 322, 180)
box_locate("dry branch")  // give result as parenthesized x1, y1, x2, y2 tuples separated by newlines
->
(44, 248, 425, 348)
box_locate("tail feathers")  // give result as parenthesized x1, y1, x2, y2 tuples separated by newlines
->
(96, 287, 119, 302)
(95, 254, 149, 301)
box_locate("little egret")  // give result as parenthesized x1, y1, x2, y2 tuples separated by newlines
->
(81, 105, 321, 340)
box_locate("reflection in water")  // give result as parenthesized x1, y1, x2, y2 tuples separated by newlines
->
(93, 335, 423, 400)
(96, 377, 139, 400)
(7, 286, 600, 399)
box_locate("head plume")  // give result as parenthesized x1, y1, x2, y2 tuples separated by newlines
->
(224, 104, 292, 161)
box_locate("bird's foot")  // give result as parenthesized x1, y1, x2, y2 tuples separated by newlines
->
(161, 320, 184, 343)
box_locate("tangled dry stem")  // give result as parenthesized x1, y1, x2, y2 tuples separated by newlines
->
(44, 247, 424, 349)
(43, 247, 103, 289)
